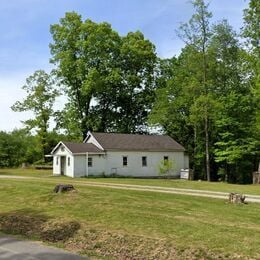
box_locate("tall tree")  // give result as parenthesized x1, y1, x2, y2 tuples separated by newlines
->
(111, 31, 157, 133)
(242, 0, 260, 172)
(150, 3, 257, 183)
(50, 12, 157, 138)
(177, 0, 213, 180)
(242, 0, 260, 53)
(149, 44, 218, 180)
(50, 12, 121, 139)
(12, 70, 58, 160)
(206, 21, 255, 182)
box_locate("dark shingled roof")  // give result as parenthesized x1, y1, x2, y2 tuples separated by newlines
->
(92, 132, 185, 151)
(63, 142, 104, 154)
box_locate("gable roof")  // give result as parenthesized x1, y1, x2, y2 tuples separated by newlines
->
(90, 132, 185, 151)
(51, 141, 104, 154)
(63, 142, 104, 154)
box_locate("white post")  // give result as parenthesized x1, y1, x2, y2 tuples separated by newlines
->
(86, 152, 89, 177)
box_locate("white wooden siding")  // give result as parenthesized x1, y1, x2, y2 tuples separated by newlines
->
(104, 151, 184, 177)
(53, 144, 187, 178)
(52, 144, 74, 177)
(73, 154, 106, 177)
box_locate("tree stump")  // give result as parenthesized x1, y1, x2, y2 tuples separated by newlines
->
(229, 193, 246, 204)
(53, 184, 75, 193)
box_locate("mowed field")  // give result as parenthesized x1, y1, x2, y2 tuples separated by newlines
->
(0, 168, 260, 259)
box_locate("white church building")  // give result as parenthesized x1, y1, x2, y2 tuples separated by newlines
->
(51, 131, 189, 178)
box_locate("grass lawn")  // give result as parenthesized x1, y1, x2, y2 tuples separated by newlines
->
(1, 168, 260, 195)
(78, 177, 260, 195)
(0, 168, 52, 177)
(0, 175, 260, 259)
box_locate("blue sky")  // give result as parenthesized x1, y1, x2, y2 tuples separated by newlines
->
(0, 0, 249, 131)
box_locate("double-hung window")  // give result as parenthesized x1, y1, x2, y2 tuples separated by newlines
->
(142, 156, 147, 167)
(123, 156, 128, 167)
(88, 157, 93, 167)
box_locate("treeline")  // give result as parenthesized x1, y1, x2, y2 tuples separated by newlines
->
(0, 129, 66, 167)
(150, 0, 259, 183)
(2, 0, 259, 183)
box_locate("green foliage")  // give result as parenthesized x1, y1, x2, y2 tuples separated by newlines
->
(50, 13, 157, 138)
(11, 70, 58, 159)
(158, 159, 175, 177)
(242, 0, 260, 52)
(150, 0, 258, 183)
(177, 0, 212, 51)
(0, 129, 68, 167)
(242, 0, 260, 173)
(0, 129, 41, 167)
(176, 0, 213, 181)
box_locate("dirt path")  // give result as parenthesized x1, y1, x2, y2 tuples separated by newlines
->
(1, 175, 260, 203)
(72, 181, 260, 203)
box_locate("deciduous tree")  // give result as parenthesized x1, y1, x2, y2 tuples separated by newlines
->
(12, 70, 58, 160)
(50, 13, 157, 138)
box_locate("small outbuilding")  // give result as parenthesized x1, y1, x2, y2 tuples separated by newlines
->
(51, 131, 189, 178)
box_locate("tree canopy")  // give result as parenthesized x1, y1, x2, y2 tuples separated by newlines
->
(12, 70, 58, 160)
(149, 0, 259, 182)
(50, 12, 157, 139)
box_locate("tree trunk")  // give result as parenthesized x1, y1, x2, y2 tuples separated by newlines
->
(205, 116, 210, 181)
(193, 125, 197, 176)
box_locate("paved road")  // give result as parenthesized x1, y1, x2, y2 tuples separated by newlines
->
(0, 235, 85, 260)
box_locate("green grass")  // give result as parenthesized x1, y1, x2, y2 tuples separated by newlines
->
(0, 168, 52, 177)
(79, 177, 260, 195)
(1, 168, 260, 195)
(0, 176, 260, 259)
